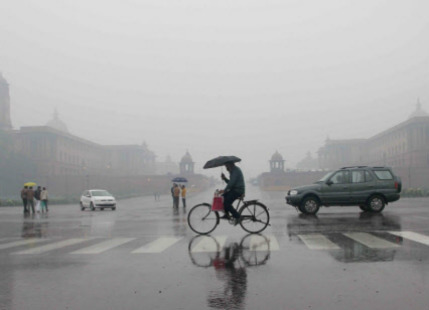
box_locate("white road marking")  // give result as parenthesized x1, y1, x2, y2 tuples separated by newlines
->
(343, 232, 399, 249)
(298, 234, 340, 250)
(71, 238, 135, 254)
(190, 236, 227, 252)
(12, 238, 92, 254)
(132, 237, 182, 253)
(388, 231, 429, 246)
(0, 238, 47, 250)
(248, 234, 279, 251)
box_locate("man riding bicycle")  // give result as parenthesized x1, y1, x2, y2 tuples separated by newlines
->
(219, 161, 245, 225)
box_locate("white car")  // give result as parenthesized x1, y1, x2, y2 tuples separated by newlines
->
(80, 189, 116, 211)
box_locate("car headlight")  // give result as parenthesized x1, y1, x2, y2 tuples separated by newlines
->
(289, 190, 298, 196)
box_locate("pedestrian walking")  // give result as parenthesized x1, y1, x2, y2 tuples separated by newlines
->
(40, 187, 48, 213)
(181, 185, 187, 209)
(27, 187, 35, 214)
(20, 186, 28, 214)
(173, 184, 180, 208)
(34, 186, 42, 213)
(171, 184, 176, 207)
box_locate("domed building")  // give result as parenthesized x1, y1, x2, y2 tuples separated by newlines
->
(46, 109, 69, 133)
(270, 150, 285, 173)
(408, 99, 428, 119)
(180, 151, 195, 175)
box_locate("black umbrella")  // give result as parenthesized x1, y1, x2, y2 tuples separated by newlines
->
(203, 156, 241, 169)
(172, 177, 188, 183)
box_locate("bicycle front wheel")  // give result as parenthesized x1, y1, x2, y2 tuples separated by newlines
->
(187, 203, 219, 235)
(239, 202, 270, 234)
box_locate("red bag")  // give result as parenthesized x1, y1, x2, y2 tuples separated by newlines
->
(212, 196, 224, 211)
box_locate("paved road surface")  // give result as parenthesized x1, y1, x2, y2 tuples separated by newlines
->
(0, 186, 428, 310)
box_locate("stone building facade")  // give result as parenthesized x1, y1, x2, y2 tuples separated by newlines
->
(0, 73, 12, 130)
(318, 101, 429, 170)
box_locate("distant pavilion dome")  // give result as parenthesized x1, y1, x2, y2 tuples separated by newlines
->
(180, 151, 194, 174)
(46, 109, 69, 132)
(271, 150, 284, 162)
(181, 151, 193, 163)
(409, 99, 428, 119)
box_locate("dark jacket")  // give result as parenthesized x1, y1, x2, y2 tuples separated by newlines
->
(224, 166, 245, 195)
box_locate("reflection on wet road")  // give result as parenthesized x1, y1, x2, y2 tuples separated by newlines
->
(286, 212, 404, 262)
(0, 189, 429, 310)
(189, 234, 270, 309)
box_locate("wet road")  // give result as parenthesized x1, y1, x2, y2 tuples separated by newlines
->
(1, 187, 429, 310)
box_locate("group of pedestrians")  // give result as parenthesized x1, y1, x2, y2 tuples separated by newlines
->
(20, 186, 49, 214)
(171, 183, 186, 209)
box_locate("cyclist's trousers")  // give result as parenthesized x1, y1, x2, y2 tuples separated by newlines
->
(222, 191, 241, 219)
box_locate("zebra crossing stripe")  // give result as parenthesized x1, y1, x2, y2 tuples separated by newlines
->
(249, 235, 279, 251)
(0, 238, 47, 250)
(389, 231, 429, 246)
(265, 235, 280, 251)
(12, 238, 92, 255)
(343, 232, 399, 249)
(71, 238, 135, 254)
(298, 234, 341, 250)
(191, 236, 227, 252)
(132, 237, 182, 253)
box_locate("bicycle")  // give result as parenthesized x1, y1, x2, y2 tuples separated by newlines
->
(187, 194, 270, 235)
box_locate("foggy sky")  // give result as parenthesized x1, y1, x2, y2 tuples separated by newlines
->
(1, 0, 428, 178)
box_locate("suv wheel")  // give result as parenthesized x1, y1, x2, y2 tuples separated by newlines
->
(367, 195, 385, 213)
(300, 196, 320, 215)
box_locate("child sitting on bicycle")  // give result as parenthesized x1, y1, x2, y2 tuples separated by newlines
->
(218, 161, 245, 225)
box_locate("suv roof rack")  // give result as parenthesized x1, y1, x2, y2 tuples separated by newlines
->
(341, 166, 368, 169)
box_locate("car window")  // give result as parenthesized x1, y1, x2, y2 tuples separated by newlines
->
(352, 170, 365, 183)
(373, 170, 393, 180)
(91, 190, 110, 196)
(330, 171, 350, 184)
(365, 171, 374, 182)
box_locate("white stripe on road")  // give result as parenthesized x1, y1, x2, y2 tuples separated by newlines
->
(389, 231, 429, 246)
(71, 238, 135, 254)
(132, 237, 182, 253)
(343, 232, 399, 249)
(248, 235, 279, 251)
(190, 236, 227, 252)
(0, 238, 47, 250)
(298, 234, 340, 250)
(13, 238, 92, 254)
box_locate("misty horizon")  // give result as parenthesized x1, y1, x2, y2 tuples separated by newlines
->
(1, 0, 428, 178)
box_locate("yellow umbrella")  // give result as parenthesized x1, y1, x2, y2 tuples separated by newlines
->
(24, 182, 37, 187)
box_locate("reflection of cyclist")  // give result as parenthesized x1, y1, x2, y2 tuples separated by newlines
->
(219, 162, 245, 225)
(209, 243, 247, 309)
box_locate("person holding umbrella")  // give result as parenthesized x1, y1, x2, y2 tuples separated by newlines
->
(219, 161, 245, 225)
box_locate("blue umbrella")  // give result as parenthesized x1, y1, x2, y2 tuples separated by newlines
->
(172, 177, 188, 183)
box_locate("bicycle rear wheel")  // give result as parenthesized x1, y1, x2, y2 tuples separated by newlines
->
(239, 202, 270, 234)
(187, 203, 219, 235)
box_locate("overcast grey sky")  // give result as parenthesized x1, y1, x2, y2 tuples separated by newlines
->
(1, 0, 428, 177)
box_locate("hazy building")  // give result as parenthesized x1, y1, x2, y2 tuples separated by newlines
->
(317, 100, 429, 170)
(0, 73, 12, 130)
(156, 155, 179, 175)
(179, 151, 195, 175)
(269, 150, 285, 173)
(0, 74, 156, 177)
(296, 151, 319, 170)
